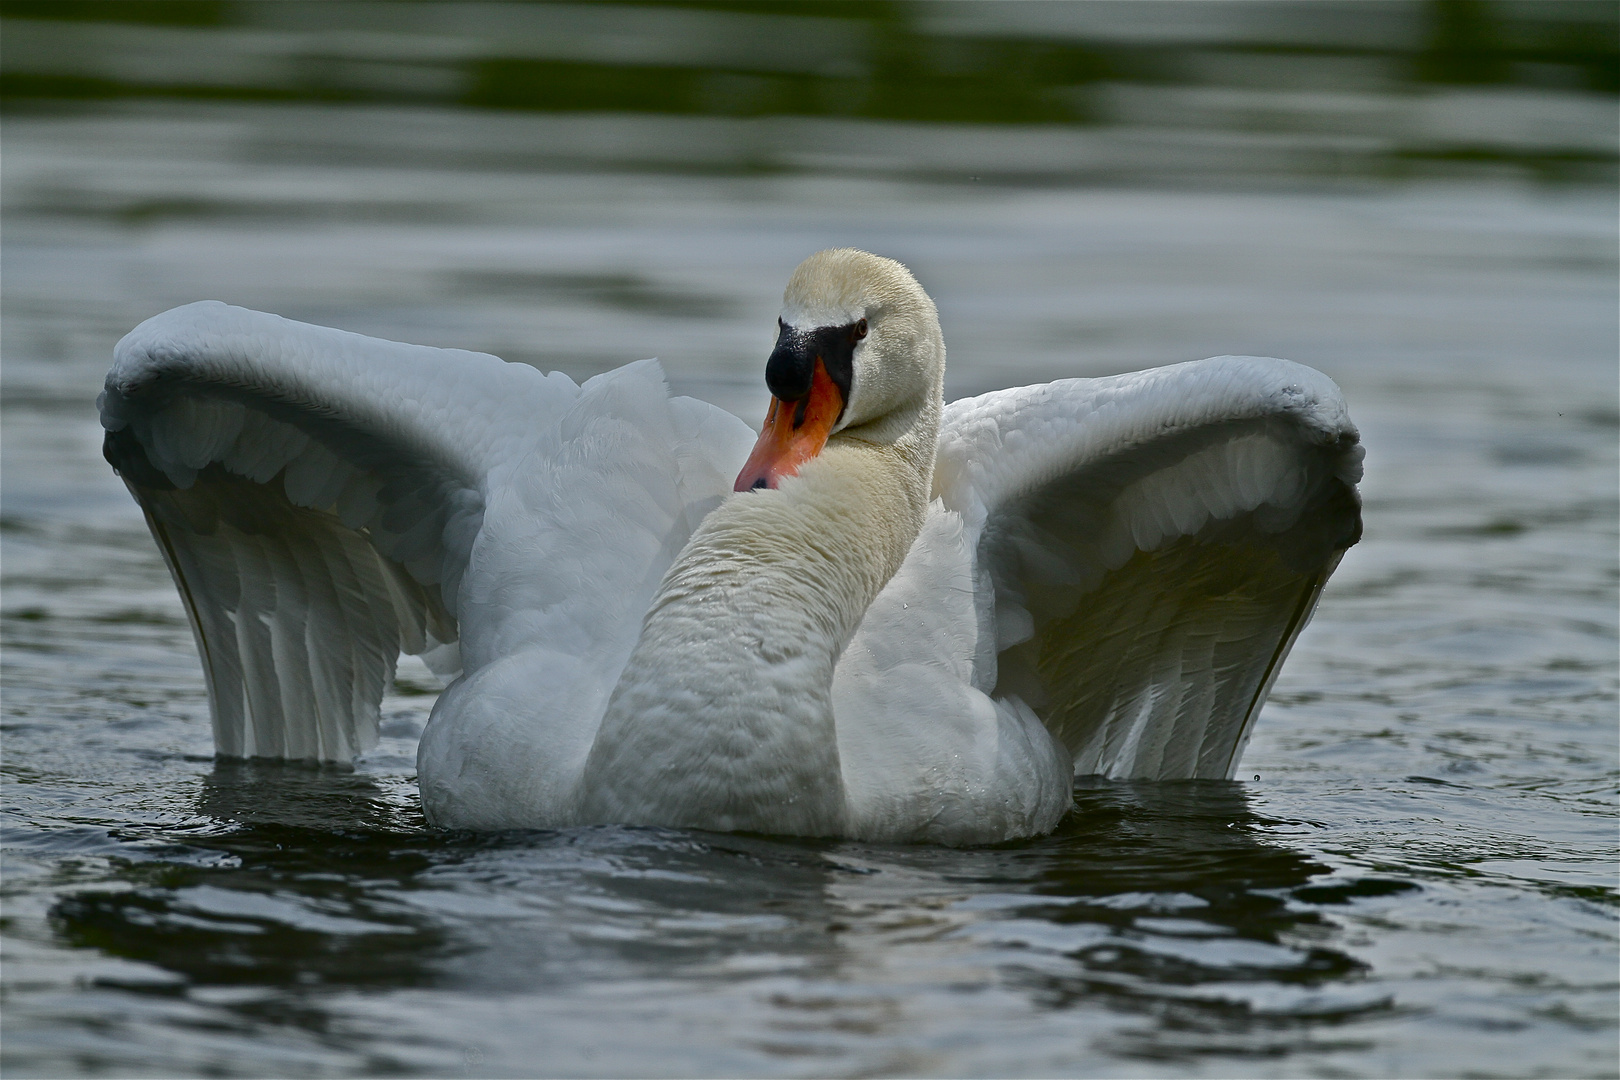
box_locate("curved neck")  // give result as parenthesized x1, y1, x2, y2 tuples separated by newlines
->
(577, 414, 937, 834)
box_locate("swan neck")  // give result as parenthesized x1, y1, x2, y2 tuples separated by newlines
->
(577, 430, 933, 835)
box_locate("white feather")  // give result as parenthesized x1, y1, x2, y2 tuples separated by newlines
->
(931, 357, 1361, 784)
(104, 292, 1360, 843)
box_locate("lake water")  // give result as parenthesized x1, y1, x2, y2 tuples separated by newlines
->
(3, 101, 1616, 1078)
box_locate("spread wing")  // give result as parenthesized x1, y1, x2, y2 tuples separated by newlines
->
(101, 301, 751, 764)
(934, 356, 1363, 780)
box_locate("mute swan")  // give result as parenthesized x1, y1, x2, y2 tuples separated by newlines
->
(100, 249, 1362, 844)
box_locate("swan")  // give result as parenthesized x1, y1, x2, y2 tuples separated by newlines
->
(100, 249, 1362, 844)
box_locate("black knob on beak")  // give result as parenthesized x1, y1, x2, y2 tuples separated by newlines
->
(765, 323, 817, 401)
(761, 318, 859, 424)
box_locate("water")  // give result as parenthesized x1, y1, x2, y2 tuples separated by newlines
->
(3, 101, 1616, 1078)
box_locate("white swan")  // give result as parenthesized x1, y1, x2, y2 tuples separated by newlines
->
(100, 249, 1362, 844)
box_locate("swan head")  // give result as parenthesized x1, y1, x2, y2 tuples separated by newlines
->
(735, 249, 945, 492)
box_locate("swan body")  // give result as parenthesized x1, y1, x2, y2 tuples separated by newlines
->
(101, 250, 1362, 844)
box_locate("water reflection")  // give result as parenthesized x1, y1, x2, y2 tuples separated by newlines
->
(1022, 789, 1392, 1063)
(815, 782, 1393, 1063)
(48, 773, 1394, 1069)
(194, 758, 425, 836)
(54, 763, 443, 996)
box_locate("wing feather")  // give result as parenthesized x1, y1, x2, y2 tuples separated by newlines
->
(937, 355, 1362, 780)
(102, 302, 585, 762)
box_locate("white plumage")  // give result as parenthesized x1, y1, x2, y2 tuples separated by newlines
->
(101, 250, 1361, 844)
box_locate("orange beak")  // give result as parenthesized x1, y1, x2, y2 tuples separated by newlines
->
(733, 358, 845, 492)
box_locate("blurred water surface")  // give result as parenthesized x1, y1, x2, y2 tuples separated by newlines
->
(2, 7, 1618, 1077)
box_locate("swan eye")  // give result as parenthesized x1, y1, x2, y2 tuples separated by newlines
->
(853, 319, 868, 341)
